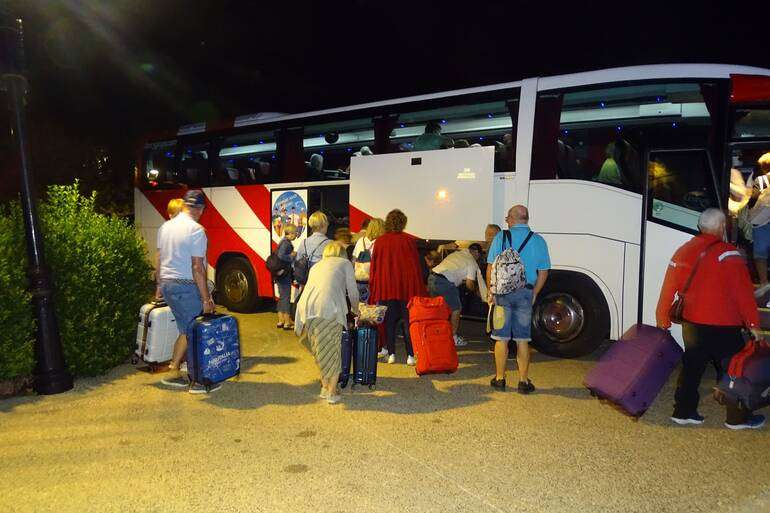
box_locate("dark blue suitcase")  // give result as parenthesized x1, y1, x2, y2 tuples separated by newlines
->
(187, 313, 241, 390)
(339, 328, 355, 388)
(352, 326, 378, 390)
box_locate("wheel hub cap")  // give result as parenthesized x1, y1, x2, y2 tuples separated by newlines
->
(224, 270, 248, 303)
(535, 293, 584, 343)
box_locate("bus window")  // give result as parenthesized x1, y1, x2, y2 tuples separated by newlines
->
(647, 149, 717, 231)
(216, 131, 278, 185)
(733, 108, 770, 139)
(178, 142, 211, 187)
(532, 82, 717, 193)
(393, 100, 516, 172)
(142, 141, 177, 187)
(303, 118, 374, 180)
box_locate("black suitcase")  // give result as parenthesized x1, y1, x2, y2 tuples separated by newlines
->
(352, 326, 378, 390)
(339, 328, 354, 389)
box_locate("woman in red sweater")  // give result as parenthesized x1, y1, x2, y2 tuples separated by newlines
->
(368, 209, 427, 365)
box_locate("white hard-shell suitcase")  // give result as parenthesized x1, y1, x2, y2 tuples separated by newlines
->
(134, 300, 179, 367)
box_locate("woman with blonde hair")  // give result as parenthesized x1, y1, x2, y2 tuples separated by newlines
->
(294, 210, 331, 274)
(352, 217, 385, 303)
(295, 241, 359, 404)
(368, 209, 426, 365)
(166, 198, 184, 218)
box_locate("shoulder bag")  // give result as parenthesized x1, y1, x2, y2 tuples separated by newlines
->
(669, 240, 720, 324)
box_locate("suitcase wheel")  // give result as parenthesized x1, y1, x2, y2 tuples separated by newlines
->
(589, 390, 597, 397)
(130, 356, 138, 365)
(368, 384, 375, 391)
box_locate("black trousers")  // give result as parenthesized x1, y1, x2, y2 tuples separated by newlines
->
(675, 323, 749, 424)
(379, 300, 413, 357)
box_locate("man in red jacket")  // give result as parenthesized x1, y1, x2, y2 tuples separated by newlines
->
(656, 208, 765, 430)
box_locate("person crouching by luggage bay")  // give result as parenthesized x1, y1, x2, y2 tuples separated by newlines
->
(428, 243, 483, 347)
(294, 241, 359, 404)
(487, 205, 551, 394)
(159, 190, 218, 394)
(656, 208, 766, 430)
(368, 209, 427, 366)
(276, 224, 298, 330)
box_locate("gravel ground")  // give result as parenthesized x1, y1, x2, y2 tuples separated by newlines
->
(1, 311, 768, 513)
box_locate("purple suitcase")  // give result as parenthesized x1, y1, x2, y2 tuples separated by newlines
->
(585, 324, 683, 417)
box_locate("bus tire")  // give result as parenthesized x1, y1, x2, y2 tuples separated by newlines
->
(530, 272, 609, 359)
(216, 256, 259, 313)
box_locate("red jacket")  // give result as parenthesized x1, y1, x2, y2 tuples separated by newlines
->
(656, 233, 759, 329)
(368, 232, 427, 303)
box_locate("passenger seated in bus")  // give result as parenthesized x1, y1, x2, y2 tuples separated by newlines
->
(306, 153, 324, 180)
(648, 160, 684, 204)
(594, 142, 623, 186)
(413, 120, 452, 151)
(346, 146, 373, 173)
(454, 139, 470, 149)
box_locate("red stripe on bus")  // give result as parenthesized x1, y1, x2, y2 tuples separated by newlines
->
(349, 204, 372, 233)
(141, 188, 274, 298)
(235, 184, 272, 231)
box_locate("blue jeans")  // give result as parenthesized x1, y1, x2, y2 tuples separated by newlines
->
(276, 275, 292, 314)
(160, 281, 202, 340)
(427, 273, 461, 311)
(491, 287, 533, 342)
(754, 222, 770, 259)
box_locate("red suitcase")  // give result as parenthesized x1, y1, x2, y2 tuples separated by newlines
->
(409, 320, 458, 375)
(408, 296, 451, 323)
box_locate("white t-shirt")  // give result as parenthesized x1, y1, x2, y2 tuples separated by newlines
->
(352, 237, 373, 260)
(157, 212, 207, 280)
(431, 249, 479, 287)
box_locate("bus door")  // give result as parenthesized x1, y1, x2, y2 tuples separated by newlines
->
(641, 148, 722, 345)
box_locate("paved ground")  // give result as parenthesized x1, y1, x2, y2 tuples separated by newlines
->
(1, 310, 769, 513)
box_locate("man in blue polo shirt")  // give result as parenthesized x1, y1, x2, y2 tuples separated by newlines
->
(486, 205, 550, 394)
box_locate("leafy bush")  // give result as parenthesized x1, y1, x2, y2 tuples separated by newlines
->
(0, 182, 154, 380)
(0, 204, 35, 380)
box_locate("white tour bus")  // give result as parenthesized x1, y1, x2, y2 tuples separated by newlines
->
(135, 64, 770, 358)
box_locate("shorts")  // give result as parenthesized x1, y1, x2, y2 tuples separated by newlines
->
(160, 281, 202, 339)
(491, 287, 533, 342)
(753, 222, 770, 259)
(427, 273, 461, 311)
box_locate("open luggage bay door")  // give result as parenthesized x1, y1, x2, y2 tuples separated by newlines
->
(348, 146, 496, 240)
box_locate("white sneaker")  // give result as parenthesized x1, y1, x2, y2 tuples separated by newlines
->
(454, 335, 467, 347)
(387, 354, 396, 364)
(326, 394, 341, 404)
(319, 388, 329, 399)
(406, 355, 416, 366)
(377, 348, 389, 359)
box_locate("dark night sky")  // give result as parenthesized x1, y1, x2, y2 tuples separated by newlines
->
(3, 0, 770, 201)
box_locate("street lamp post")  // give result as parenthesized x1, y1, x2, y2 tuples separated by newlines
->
(1, 14, 73, 394)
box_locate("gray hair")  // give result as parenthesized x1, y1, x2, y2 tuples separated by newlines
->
(697, 208, 726, 234)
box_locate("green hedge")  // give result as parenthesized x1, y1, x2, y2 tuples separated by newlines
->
(0, 204, 35, 380)
(0, 183, 154, 380)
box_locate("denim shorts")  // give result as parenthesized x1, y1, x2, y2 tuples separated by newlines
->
(491, 287, 533, 342)
(160, 281, 202, 340)
(427, 273, 461, 311)
(754, 222, 770, 259)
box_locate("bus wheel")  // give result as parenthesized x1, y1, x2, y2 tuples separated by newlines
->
(216, 257, 259, 312)
(531, 273, 609, 358)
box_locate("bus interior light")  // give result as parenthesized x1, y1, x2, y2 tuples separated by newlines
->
(435, 189, 449, 201)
